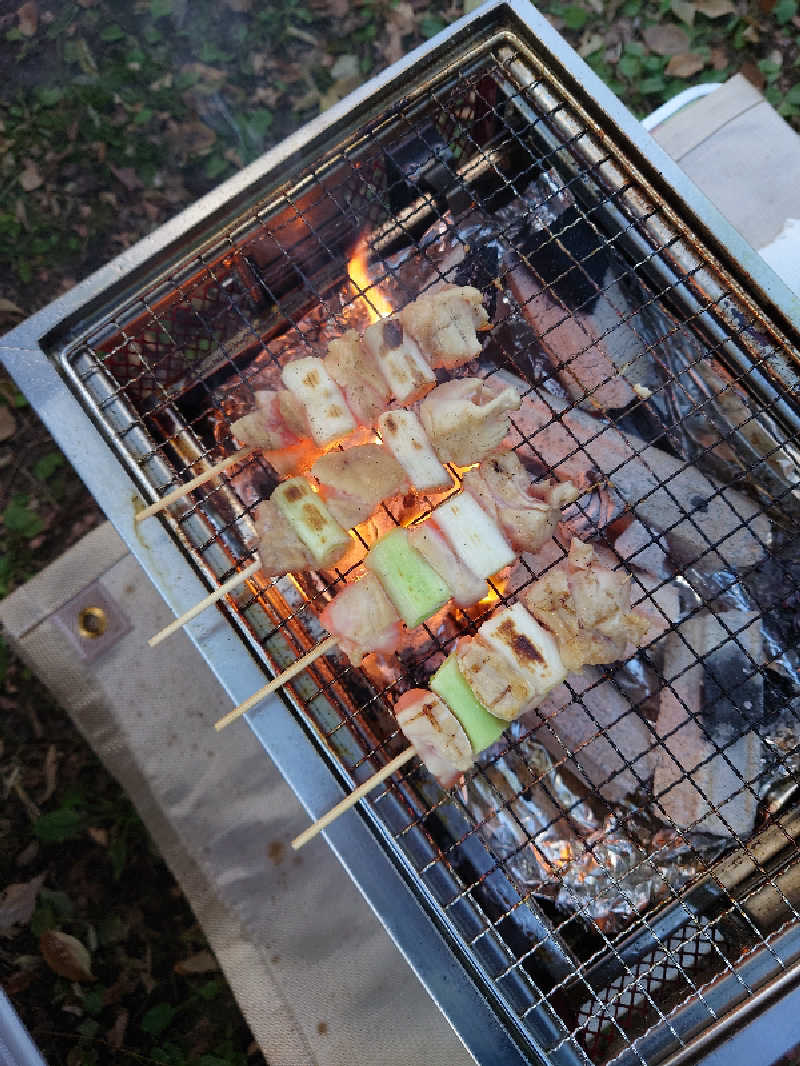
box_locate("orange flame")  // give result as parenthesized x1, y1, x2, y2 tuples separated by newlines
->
(347, 236, 393, 322)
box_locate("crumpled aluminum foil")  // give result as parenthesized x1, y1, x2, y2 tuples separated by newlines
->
(214, 171, 800, 932)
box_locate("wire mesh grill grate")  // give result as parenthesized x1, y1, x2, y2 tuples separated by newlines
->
(58, 32, 800, 1066)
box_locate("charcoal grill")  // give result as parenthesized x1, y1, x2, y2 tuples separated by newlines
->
(5, 2, 800, 1063)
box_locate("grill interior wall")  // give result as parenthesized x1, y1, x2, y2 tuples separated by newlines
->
(63, 37, 800, 1066)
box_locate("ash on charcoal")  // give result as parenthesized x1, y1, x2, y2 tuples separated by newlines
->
(653, 611, 763, 839)
(528, 670, 654, 804)
(502, 379, 770, 572)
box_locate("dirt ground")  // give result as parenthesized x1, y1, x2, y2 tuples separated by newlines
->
(2, 0, 799, 1063)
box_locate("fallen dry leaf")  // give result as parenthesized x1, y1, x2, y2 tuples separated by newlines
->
(17, 0, 38, 36)
(40, 929, 95, 982)
(665, 51, 706, 76)
(174, 949, 220, 975)
(19, 162, 43, 192)
(710, 44, 729, 69)
(578, 30, 606, 56)
(693, 0, 735, 14)
(38, 743, 58, 804)
(383, 1, 415, 63)
(177, 121, 216, 156)
(319, 53, 362, 111)
(670, 0, 696, 23)
(642, 23, 691, 54)
(87, 826, 109, 847)
(0, 874, 46, 937)
(739, 59, 765, 88)
(0, 405, 16, 443)
(107, 1009, 129, 1050)
(109, 165, 142, 192)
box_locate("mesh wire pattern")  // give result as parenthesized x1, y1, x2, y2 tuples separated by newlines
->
(62, 35, 800, 1066)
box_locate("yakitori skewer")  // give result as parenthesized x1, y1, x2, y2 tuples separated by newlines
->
(145, 379, 523, 646)
(148, 559, 261, 648)
(135, 284, 489, 521)
(135, 446, 255, 523)
(290, 540, 651, 849)
(214, 460, 579, 730)
(291, 748, 418, 850)
(214, 634, 340, 731)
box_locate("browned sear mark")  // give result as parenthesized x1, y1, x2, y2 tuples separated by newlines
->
(496, 619, 544, 663)
(383, 415, 397, 433)
(383, 319, 404, 348)
(284, 483, 306, 503)
(302, 503, 325, 532)
(302, 369, 320, 387)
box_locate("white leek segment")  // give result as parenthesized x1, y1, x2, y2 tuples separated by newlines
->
(407, 522, 488, 607)
(363, 317, 436, 404)
(456, 603, 566, 721)
(281, 357, 358, 446)
(271, 477, 352, 567)
(431, 493, 515, 579)
(377, 409, 452, 493)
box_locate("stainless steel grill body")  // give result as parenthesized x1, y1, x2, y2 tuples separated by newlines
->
(4, 3, 800, 1063)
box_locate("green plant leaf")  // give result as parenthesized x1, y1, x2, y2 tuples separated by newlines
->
(82, 984, 107, 1016)
(419, 12, 446, 37)
(774, 0, 797, 23)
(33, 452, 64, 480)
(2, 496, 44, 539)
(141, 1002, 177, 1037)
(34, 807, 85, 843)
(563, 5, 591, 29)
(100, 24, 126, 42)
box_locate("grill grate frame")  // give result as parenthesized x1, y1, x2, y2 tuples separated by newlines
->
(24, 13, 800, 1066)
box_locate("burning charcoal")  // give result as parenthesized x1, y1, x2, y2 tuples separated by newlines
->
(528, 669, 653, 803)
(614, 519, 670, 580)
(505, 382, 770, 571)
(508, 207, 651, 411)
(653, 611, 763, 839)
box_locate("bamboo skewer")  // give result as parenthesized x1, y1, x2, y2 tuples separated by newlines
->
(214, 634, 340, 732)
(148, 560, 261, 648)
(291, 747, 417, 850)
(135, 446, 255, 522)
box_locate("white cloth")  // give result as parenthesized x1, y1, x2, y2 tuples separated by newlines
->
(0, 523, 473, 1066)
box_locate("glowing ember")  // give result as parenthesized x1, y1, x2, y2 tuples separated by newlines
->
(347, 236, 393, 322)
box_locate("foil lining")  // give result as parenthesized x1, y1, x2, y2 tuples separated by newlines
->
(214, 167, 800, 930)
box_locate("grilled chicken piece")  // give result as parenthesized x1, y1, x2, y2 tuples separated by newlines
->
(231, 390, 300, 450)
(407, 522, 488, 607)
(399, 285, 488, 369)
(253, 499, 315, 576)
(318, 573, 403, 666)
(377, 408, 452, 493)
(523, 538, 650, 671)
(419, 377, 521, 466)
(363, 316, 436, 404)
(324, 329, 390, 426)
(456, 604, 566, 721)
(395, 689, 474, 788)
(431, 492, 516, 580)
(311, 444, 408, 529)
(281, 357, 358, 446)
(464, 450, 579, 554)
